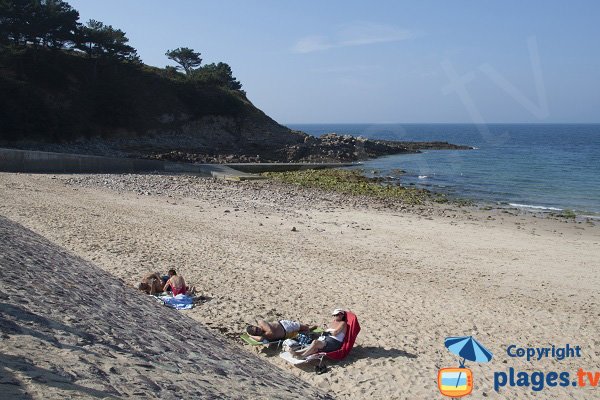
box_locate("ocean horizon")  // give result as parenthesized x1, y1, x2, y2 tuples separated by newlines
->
(287, 123, 600, 216)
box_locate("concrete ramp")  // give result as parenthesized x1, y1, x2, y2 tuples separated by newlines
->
(199, 164, 267, 181)
(0, 148, 353, 180)
(0, 148, 255, 179)
(0, 148, 212, 176)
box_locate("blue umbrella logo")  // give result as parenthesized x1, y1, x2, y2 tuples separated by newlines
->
(441, 336, 493, 395)
(445, 336, 493, 367)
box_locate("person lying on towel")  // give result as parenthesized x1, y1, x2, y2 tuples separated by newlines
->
(246, 320, 315, 342)
(290, 309, 347, 358)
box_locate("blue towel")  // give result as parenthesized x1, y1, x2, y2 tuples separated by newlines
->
(160, 294, 194, 310)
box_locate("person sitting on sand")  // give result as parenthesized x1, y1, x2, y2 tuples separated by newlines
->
(137, 272, 165, 295)
(290, 309, 347, 358)
(246, 319, 315, 342)
(163, 269, 190, 296)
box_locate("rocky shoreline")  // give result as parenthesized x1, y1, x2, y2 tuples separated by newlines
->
(60, 172, 595, 224)
(147, 133, 472, 163)
(2, 132, 472, 164)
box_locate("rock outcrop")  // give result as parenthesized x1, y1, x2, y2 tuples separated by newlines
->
(145, 133, 472, 163)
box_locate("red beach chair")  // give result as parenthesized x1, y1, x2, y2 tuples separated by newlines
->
(279, 311, 361, 372)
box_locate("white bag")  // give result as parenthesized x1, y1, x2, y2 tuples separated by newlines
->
(282, 338, 300, 352)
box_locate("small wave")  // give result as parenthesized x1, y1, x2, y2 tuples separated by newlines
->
(508, 203, 562, 211)
(581, 214, 600, 220)
(418, 175, 428, 179)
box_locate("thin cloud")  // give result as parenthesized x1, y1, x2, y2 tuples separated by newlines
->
(309, 64, 382, 74)
(292, 22, 415, 54)
(293, 35, 333, 53)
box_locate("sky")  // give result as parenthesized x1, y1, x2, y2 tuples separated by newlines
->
(67, 0, 600, 124)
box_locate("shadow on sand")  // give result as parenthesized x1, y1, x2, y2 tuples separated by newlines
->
(0, 353, 118, 399)
(348, 345, 418, 361)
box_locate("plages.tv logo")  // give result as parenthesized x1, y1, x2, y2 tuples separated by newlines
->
(438, 336, 493, 398)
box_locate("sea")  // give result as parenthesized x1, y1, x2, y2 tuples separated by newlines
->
(287, 123, 600, 217)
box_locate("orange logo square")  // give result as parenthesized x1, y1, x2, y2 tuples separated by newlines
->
(438, 367, 473, 397)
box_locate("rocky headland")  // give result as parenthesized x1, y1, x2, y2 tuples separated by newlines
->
(11, 130, 472, 164)
(1, 48, 471, 164)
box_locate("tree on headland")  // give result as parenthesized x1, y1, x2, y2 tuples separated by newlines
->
(0, 0, 79, 48)
(35, 0, 79, 48)
(75, 19, 139, 62)
(0, 0, 27, 46)
(192, 62, 242, 90)
(165, 47, 202, 75)
(0, 0, 255, 145)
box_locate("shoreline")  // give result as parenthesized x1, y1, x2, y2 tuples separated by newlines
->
(1, 172, 598, 399)
(350, 165, 600, 219)
(266, 167, 600, 223)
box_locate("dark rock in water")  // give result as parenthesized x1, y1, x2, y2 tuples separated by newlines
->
(130, 132, 472, 163)
(279, 133, 472, 163)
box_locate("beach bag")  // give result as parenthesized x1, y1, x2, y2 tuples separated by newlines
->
(282, 339, 300, 352)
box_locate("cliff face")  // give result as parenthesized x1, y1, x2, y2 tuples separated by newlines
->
(0, 48, 306, 159)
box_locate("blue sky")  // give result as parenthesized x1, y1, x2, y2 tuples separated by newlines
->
(68, 1, 600, 123)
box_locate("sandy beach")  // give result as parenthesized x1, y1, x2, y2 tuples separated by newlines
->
(1, 172, 599, 399)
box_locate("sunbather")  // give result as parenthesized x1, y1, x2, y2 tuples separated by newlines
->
(246, 320, 315, 342)
(290, 309, 347, 358)
(163, 269, 190, 296)
(137, 272, 165, 295)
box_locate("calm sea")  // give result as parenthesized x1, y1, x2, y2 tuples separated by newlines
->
(287, 124, 600, 216)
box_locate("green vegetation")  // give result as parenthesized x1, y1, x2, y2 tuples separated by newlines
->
(451, 198, 476, 207)
(557, 209, 577, 219)
(263, 169, 434, 205)
(75, 19, 138, 62)
(0, 0, 248, 143)
(1, 0, 138, 60)
(1, 0, 79, 49)
(192, 62, 243, 91)
(165, 47, 202, 75)
(263, 169, 479, 207)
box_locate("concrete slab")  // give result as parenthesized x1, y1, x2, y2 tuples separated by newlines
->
(0, 148, 355, 179)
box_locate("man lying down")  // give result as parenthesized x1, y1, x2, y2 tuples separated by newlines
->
(246, 320, 316, 342)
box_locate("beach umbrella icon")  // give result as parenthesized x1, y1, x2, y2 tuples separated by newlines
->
(439, 336, 492, 397)
(445, 336, 493, 367)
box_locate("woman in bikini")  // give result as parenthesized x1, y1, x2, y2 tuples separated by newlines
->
(163, 269, 193, 296)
